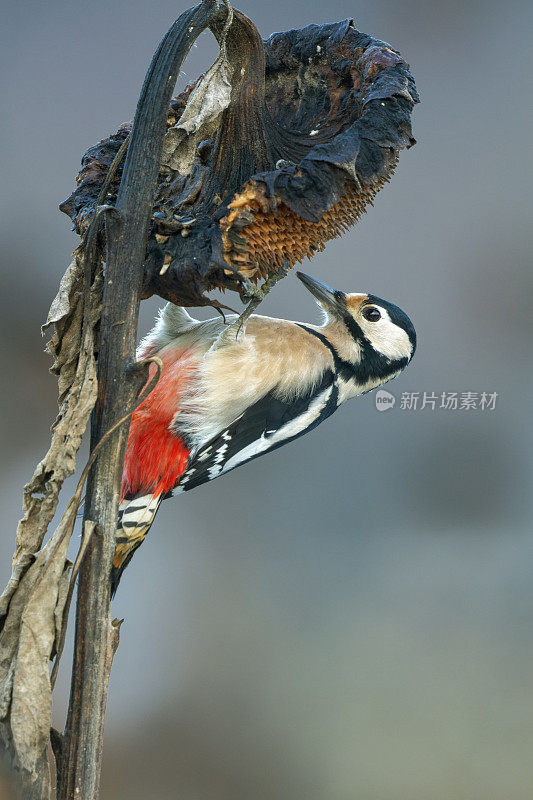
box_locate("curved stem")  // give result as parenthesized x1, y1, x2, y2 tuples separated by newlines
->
(58, 4, 229, 798)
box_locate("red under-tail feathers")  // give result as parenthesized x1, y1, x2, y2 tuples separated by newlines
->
(111, 344, 195, 594)
(121, 344, 194, 500)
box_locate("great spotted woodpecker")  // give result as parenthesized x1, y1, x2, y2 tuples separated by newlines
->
(112, 272, 416, 593)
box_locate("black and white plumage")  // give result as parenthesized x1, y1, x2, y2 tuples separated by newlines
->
(174, 273, 415, 491)
(177, 369, 338, 492)
(113, 272, 416, 593)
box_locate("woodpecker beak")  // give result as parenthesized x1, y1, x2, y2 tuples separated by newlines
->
(296, 272, 345, 315)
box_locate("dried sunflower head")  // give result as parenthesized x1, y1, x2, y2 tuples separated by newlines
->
(60, 8, 418, 308)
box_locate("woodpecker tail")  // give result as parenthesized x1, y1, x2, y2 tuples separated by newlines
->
(111, 493, 163, 597)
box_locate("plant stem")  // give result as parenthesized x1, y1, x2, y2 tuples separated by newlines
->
(57, 4, 226, 797)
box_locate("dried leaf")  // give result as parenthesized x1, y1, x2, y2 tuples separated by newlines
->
(7, 252, 99, 571)
(0, 516, 73, 798)
(161, 48, 232, 174)
(0, 248, 101, 796)
(43, 257, 82, 332)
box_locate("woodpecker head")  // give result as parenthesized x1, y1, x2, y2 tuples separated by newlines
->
(296, 271, 416, 390)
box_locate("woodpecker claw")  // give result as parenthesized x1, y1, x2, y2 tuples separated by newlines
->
(241, 280, 264, 303)
(211, 262, 289, 350)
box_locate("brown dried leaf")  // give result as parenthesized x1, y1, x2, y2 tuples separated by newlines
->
(9, 252, 99, 570)
(0, 248, 101, 797)
(161, 42, 232, 174)
(43, 256, 83, 332)
(0, 516, 72, 798)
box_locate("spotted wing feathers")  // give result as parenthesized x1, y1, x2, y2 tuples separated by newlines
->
(177, 372, 338, 493)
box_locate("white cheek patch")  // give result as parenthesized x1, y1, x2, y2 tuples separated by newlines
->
(362, 308, 412, 360)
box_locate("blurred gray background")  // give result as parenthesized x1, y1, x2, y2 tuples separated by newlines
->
(1, 1, 533, 798)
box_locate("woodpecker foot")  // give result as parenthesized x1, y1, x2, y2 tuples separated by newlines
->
(214, 262, 289, 347)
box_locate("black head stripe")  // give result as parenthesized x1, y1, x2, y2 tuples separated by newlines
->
(366, 294, 417, 352)
(298, 320, 409, 387)
(296, 324, 355, 382)
(341, 313, 366, 346)
(349, 318, 409, 385)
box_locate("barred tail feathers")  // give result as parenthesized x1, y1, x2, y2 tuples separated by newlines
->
(111, 494, 162, 596)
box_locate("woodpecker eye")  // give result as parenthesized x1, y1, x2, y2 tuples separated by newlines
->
(362, 306, 381, 322)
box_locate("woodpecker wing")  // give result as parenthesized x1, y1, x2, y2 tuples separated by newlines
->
(176, 370, 339, 492)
